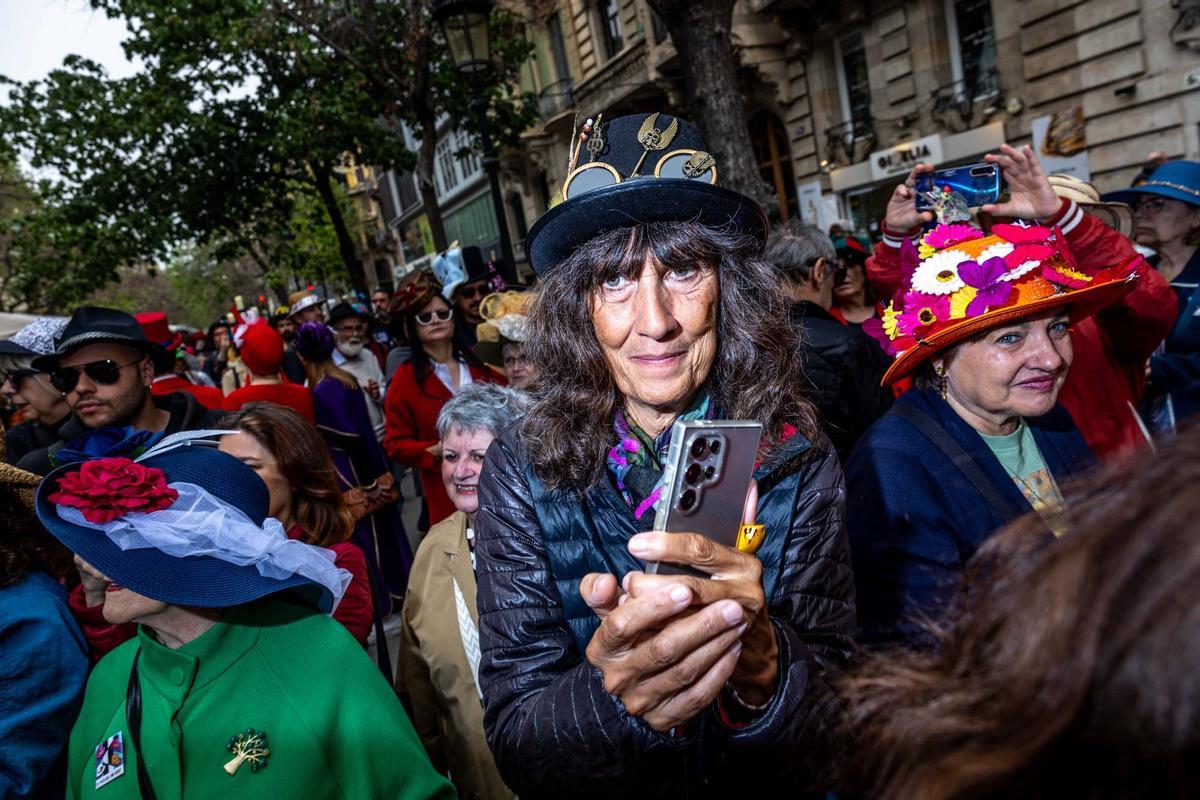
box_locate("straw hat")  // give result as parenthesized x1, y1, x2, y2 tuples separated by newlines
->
(1047, 174, 1134, 239)
(867, 221, 1143, 385)
(475, 291, 533, 368)
(0, 428, 41, 511)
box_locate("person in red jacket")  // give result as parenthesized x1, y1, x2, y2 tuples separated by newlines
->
(217, 403, 375, 645)
(135, 311, 226, 409)
(384, 274, 504, 528)
(867, 145, 1177, 462)
(223, 322, 316, 422)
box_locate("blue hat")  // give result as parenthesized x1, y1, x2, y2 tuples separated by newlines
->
(1102, 160, 1200, 207)
(36, 445, 335, 612)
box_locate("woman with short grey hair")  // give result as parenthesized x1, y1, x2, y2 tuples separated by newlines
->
(398, 382, 530, 800)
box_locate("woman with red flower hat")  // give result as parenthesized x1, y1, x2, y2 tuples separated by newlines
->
(846, 151, 1150, 647)
(38, 441, 453, 800)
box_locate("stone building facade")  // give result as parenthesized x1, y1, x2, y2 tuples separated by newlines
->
(503, 0, 1200, 250)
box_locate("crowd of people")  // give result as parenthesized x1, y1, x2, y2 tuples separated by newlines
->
(1, 108, 1199, 799)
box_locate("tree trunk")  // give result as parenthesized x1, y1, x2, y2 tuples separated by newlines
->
(416, 105, 449, 252)
(310, 162, 368, 294)
(646, 0, 775, 213)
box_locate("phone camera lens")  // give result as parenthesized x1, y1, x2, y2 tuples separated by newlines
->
(684, 463, 703, 485)
(708, 439, 721, 455)
(689, 439, 708, 459)
(704, 465, 715, 480)
(680, 489, 697, 512)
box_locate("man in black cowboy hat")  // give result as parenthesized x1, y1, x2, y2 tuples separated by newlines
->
(19, 306, 225, 475)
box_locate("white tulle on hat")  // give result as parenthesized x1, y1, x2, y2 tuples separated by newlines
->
(56, 482, 352, 610)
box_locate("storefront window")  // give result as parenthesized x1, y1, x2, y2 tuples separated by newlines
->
(948, 0, 998, 98)
(836, 29, 872, 139)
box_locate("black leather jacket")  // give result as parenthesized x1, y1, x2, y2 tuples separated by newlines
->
(474, 426, 856, 798)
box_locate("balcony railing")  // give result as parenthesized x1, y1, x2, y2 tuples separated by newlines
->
(538, 78, 575, 120)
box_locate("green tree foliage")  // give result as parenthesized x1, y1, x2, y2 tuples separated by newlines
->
(1, 1, 536, 310)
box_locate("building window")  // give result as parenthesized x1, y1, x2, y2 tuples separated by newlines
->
(507, 193, 528, 240)
(749, 110, 798, 221)
(455, 129, 480, 177)
(596, 0, 623, 60)
(650, 9, 669, 44)
(548, 13, 572, 86)
(946, 0, 998, 99)
(835, 29, 872, 139)
(436, 137, 459, 195)
(397, 171, 418, 209)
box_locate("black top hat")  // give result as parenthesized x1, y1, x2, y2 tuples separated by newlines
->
(524, 113, 767, 274)
(32, 306, 169, 372)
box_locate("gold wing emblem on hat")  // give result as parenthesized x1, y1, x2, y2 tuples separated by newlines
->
(631, 113, 680, 177)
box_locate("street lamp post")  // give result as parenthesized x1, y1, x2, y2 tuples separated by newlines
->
(431, 0, 517, 284)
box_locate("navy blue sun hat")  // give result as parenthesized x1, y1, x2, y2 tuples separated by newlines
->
(1102, 160, 1200, 208)
(36, 445, 334, 613)
(524, 113, 768, 274)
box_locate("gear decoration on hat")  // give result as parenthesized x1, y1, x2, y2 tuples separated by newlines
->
(630, 113, 680, 177)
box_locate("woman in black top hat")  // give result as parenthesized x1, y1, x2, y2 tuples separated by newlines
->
(473, 113, 855, 798)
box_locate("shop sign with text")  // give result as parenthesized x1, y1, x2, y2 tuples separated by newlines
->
(869, 135, 944, 182)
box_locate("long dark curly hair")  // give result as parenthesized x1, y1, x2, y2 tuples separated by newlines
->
(839, 423, 1200, 799)
(521, 220, 817, 491)
(2, 487, 73, 588)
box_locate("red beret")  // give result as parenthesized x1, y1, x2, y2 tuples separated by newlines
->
(239, 323, 285, 376)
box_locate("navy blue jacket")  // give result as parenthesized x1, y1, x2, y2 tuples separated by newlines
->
(0, 572, 88, 799)
(1150, 248, 1200, 423)
(475, 426, 855, 798)
(845, 387, 1096, 647)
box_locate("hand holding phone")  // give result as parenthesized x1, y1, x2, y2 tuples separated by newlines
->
(914, 162, 1002, 218)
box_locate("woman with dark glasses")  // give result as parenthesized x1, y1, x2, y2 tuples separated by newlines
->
(384, 278, 504, 528)
(0, 317, 71, 465)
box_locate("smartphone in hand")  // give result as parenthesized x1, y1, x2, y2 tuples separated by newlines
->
(645, 419, 763, 577)
(915, 162, 1002, 211)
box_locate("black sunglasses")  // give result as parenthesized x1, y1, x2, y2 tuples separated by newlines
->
(50, 358, 141, 393)
(1, 368, 39, 390)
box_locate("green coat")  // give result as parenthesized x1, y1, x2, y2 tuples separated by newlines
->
(67, 599, 455, 800)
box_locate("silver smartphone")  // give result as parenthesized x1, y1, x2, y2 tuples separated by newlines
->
(645, 419, 763, 576)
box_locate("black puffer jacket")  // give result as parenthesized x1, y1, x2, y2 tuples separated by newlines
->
(790, 301, 893, 462)
(474, 426, 855, 798)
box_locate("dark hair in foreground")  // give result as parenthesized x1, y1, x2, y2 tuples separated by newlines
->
(840, 424, 1200, 799)
(1, 488, 72, 588)
(522, 220, 817, 490)
(219, 402, 354, 548)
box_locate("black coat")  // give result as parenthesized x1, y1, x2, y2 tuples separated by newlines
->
(474, 425, 855, 798)
(17, 391, 225, 475)
(4, 417, 65, 465)
(789, 301, 893, 462)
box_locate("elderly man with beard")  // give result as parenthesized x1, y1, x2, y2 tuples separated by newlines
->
(19, 307, 225, 475)
(330, 302, 388, 442)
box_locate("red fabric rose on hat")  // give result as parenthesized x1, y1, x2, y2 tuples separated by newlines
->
(49, 458, 178, 524)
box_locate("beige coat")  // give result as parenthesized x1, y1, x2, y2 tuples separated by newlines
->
(398, 512, 515, 800)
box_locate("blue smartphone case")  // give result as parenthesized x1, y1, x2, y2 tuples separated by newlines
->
(915, 163, 1002, 210)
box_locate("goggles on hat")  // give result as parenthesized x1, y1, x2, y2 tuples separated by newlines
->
(50, 358, 141, 393)
(416, 308, 454, 326)
(562, 148, 718, 202)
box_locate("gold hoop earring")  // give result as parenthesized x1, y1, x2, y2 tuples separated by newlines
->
(934, 364, 947, 401)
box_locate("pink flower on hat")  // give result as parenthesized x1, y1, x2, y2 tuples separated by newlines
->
(922, 223, 984, 251)
(49, 458, 178, 524)
(897, 291, 952, 335)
